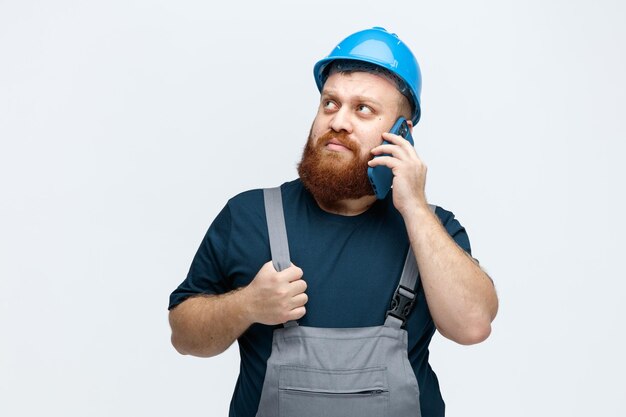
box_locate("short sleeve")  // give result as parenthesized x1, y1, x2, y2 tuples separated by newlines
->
(168, 204, 233, 310)
(435, 206, 473, 258)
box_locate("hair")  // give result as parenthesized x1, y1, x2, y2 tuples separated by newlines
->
(322, 59, 414, 120)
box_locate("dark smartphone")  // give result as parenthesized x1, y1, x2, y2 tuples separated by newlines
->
(367, 117, 414, 199)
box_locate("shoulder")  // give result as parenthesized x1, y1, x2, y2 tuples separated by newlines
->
(227, 179, 302, 204)
(225, 179, 303, 218)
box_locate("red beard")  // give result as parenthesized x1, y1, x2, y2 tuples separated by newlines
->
(297, 130, 374, 210)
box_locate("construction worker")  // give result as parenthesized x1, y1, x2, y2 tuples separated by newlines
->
(169, 27, 498, 417)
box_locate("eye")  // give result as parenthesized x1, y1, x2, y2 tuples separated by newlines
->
(357, 104, 373, 115)
(323, 100, 338, 111)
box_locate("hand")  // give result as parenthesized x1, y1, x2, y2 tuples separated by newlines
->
(368, 131, 429, 216)
(242, 261, 308, 325)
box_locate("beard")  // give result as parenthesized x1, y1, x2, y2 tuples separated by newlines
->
(297, 129, 374, 210)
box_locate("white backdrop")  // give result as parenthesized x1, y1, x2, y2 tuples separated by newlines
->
(1, 1, 625, 416)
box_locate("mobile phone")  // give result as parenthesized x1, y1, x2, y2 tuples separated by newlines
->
(367, 117, 414, 199)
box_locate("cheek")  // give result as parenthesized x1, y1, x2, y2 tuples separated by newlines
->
(310, 117, 326, 138)
(361, 133, 384, 155)
(352, 142, 372, 162)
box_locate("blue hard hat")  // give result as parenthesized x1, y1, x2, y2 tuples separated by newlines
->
(313, 27, 422, 124)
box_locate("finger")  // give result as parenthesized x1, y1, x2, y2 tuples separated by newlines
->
(290, 292, 308, 308)
(367, 156, 400, 169)
(370, 143, 394, 154)
(382, 132, 413, 146)
(371, 144, 406, 157)
(287, 306, 306, 321)
(287, 279, 307, 296)
(261, 260, 278, 273)
(280, 265, 304, 282)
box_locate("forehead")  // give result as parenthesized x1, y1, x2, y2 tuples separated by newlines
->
(321, 71, 403, 104)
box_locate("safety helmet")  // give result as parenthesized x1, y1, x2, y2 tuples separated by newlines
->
(313, 27, 422, 125)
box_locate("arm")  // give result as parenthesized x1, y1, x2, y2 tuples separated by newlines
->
(402, 205, 497, 344)
(169, 288, 252, 358)
(369, 132, 498, 345)
(169, 261, 308, 357)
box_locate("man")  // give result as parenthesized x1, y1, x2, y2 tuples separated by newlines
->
(168, 27, 498, 417)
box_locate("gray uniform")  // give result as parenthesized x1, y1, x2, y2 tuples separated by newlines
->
(255, 187, 435, 417)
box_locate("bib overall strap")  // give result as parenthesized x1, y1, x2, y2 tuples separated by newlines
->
(385, 204, 437, 329)
(263, 187, 298, 328)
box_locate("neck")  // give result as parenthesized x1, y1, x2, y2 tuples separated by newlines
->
(314, 195, 378, 216)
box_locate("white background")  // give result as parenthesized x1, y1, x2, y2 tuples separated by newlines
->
(1, 1, 625, 416)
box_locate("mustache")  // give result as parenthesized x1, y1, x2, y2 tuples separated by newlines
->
(315, 131, 359, 153)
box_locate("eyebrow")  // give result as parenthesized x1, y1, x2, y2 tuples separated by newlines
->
(321, 90, 384, 108)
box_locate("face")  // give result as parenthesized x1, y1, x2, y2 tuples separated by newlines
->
(297, 71, 407, 207)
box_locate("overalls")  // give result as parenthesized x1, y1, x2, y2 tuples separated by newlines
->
(255, 187, 435, 417)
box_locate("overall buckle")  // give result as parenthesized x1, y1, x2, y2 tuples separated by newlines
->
(386, 285, 416, 325)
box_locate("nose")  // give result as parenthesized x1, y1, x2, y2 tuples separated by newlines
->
(329, 107, 353, 134)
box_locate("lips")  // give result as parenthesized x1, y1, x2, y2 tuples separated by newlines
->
(325, 138, 351, 152)
(315, 130, 358, 154)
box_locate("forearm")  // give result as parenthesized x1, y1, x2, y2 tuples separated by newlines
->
(404, 205, 498, 345)
(169, 288, 253, 357)
(169, 262, 307, 357)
